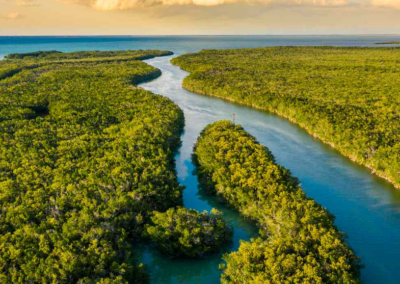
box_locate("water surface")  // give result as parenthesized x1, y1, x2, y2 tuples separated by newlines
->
(1, 35, 400, 59)
(140, 54, 400, 284)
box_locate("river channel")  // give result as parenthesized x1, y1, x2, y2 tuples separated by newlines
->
(139, 54, 400, 284)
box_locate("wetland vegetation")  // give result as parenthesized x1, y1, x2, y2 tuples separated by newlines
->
(375, 42, 400, 45)
(193, 120, 361, 283)
(0, 50, 187, 283)
(4, 45, 399, 283)
(144, 207, 233, 258)
(172, 46, 400, 189)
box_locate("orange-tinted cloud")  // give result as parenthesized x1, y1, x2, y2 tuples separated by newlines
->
(6, 12, 23, 18)
(371, 0, 400, 8)
(60, 0, 348, 10)
(15, 0, 40, 6)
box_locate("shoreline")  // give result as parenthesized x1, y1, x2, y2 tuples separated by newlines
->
(172, 63, 399, 190)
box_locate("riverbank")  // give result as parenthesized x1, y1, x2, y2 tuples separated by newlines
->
(171, 81, 399, 190)
(171, 47, 400, 190)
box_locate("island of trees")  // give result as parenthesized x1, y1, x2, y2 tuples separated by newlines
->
(193, 120, 361, 283)
(0, 50, 232, 283)
(144, 207, 233, 258)
(375, 42, 400, 45)
(172, 46, 400, 189)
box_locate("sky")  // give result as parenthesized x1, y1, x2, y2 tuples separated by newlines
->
(0, 0, 400, 35)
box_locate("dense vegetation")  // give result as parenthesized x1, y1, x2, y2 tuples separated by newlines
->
(144, 207, 233, 258)
(4, 50, 173, 61)
(172, 47, 400, 188)
(0, 50, 184, 283)
(193, 120, 361, 283)
(5, 50, 63, 59)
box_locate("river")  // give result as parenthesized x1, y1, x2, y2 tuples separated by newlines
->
(139, 54, 400, 284)
(1, 36, 400, 283)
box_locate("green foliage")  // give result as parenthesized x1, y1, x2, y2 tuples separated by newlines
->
(5, 50, 62, 59)
(5, 50, 173, 61)
(193, 120, 361, 283)
(172, 46, 400, 188)
(144, 207, 233, 258)
(0, 50, 183, 283)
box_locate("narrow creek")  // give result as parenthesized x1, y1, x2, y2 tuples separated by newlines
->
(138, 55, 400, 284)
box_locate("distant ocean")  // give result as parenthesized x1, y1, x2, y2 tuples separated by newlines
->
(1, 35, 400, 58)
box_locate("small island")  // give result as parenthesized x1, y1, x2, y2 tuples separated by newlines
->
(375, 41, 400, 45)
(144, 207, 233, 258)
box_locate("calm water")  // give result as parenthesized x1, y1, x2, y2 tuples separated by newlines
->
(1, 36, 400, 283)
(1, 35, 400, 58)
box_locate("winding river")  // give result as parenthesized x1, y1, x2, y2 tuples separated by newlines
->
(2, 36, 400, 284)
(139, 54, 400, 284)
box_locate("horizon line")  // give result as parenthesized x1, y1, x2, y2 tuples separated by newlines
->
(1, 34, 400, 37)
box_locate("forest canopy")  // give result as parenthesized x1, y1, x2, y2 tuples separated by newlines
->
(193, 120, 361, 283)
(4, 50, 173, 61)
(144, 207, 233, 258)
(0, 50, 183, 283)
(172, 46, 400, 188)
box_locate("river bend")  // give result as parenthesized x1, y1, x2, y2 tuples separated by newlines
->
(139, 55, 400, 284)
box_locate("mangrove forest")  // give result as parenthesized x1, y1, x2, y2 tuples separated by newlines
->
(172, 46, 400, 189)
(193, 120, 361, 283)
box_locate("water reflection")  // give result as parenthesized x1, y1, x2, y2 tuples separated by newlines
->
(137, 242, 232, 284)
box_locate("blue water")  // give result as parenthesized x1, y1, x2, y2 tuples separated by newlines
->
(2, 36, 400, 284)
(1, 35, 400, 59)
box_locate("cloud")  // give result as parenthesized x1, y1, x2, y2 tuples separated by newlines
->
(371, 0, 400, 8)
(2, 0, 39, 6)
(15, 0, 40, 6)
(60, 0, 348, 10)
(63, 0, 237, 10)
(6, 11, 23, 18)
(286, 0, 348, 5)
